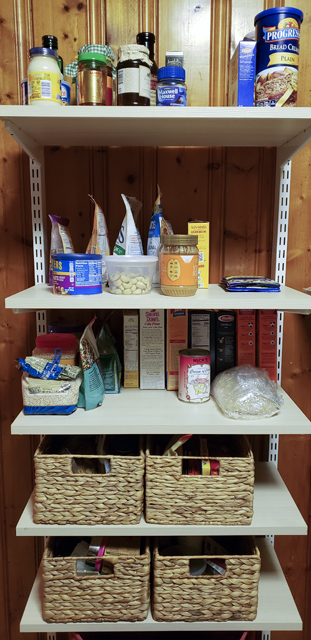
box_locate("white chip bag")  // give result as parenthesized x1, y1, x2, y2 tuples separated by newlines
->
(86, 195, 110, 285)
(113, 194, 143, 255)
(211, 364, 283, 420)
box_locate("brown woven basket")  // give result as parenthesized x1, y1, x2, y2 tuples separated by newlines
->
(145, 435, 254, 525)
(42, 537, 150, 623)
(34, 435, 144, 525)
(152, 536, 260, 622)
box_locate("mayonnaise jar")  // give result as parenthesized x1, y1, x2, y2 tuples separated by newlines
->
(28, 48, 62, 106)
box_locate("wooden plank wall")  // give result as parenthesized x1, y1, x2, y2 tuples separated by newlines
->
(0, 1, 310, 640)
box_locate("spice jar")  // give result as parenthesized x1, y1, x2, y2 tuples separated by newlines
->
(117, 44, 152, 106)
(157, 66, 187, 106)
(27, 48, 62, 106)
(78, 52, 107, 106)
(159, 234, 198, 297)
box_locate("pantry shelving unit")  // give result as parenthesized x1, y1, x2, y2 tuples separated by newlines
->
(2, 105, 311, 635)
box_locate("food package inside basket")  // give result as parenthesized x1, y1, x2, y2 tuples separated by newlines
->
(48, 214, 75, 286)
(113, 194, 143, 255)
(104, 536, 141, 556)
(86, 194, 110, 286)
(78, 318, 105, 411)
(147, 185, 173, 285)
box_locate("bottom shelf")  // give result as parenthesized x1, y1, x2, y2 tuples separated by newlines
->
(21, 538, 301, 632)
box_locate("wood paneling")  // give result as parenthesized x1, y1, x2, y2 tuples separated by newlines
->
(1, 2, 311, 640)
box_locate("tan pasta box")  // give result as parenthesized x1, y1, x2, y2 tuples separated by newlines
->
(140, 309, 165, 389)
(188, 221, 209, 288)
(123, 310, 139, 388)
(166, 309, 188, 391)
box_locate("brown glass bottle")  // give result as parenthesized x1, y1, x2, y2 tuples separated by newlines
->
(117, 45, 151, 106)
(136, 32, 158, 106)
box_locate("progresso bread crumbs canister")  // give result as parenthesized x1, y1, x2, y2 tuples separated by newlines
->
(254, 6, 303, 107)
(178, 348, 210, 403)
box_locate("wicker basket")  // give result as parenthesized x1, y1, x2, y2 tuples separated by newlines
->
(42, 537, 150, 623)
(152, 536, 260, 622)
(34, 435, 144, 525)
(145, 435, 254, 525)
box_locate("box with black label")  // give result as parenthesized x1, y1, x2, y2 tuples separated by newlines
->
(188, 310, 215, 380)
(215, 311, 236, 375)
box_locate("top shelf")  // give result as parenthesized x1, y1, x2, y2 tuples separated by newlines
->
(1, 106, 311, 161)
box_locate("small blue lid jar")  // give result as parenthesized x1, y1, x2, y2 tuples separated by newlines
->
(156, 66, 187, 106)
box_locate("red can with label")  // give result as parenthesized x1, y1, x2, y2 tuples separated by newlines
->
(178, 348, 210, 403)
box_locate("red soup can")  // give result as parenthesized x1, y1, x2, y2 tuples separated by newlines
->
(254, 6, 303, 107)
(178, 348, 210, 403)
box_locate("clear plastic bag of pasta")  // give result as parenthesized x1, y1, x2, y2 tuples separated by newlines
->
(211, 364, 283, 420)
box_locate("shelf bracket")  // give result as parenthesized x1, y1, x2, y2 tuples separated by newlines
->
(4, 120, 44, 165)
(277, 125, 311, 167)
(29, 156, 48, 334)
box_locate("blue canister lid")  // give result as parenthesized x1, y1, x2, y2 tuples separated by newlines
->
(29, 47, 59, 59)
(158, 66, 186, 81)
(254, 7, 303, 25)
(53, 253, 102, 260)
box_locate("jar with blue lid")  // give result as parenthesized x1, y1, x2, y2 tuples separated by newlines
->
(156, 66, 187, 106)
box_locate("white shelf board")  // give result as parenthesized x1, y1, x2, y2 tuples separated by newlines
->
(11, 387, 311, 435)
(1, 106, 311, 154)
(16, 462, 307, 537)
(5, 283, 311, 312)
(19, 538, 302, 632)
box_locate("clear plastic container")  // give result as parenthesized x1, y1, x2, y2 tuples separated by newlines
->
(32, 333, 78, 365)
(105, 256, 158, 295)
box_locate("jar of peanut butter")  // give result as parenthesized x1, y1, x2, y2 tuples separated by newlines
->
(159, 234, 198, 296)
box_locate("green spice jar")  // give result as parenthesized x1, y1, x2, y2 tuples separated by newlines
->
(78, 52, 107, 106)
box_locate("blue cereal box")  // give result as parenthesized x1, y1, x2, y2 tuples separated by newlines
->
(228, 41, 256, 106)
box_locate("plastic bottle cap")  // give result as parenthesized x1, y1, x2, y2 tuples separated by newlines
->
(35, 333, 77, 349)
(78, 52, 107, 63)
(29, 47, 59, 59)
(158, 66, 185, 81)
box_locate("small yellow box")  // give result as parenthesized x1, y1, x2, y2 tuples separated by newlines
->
(188, 221, 209, 288)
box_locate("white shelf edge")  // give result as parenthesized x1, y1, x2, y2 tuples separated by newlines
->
(1, 106, 311, 159)
(16, 463, 307, 537)
(5, 283, 311, 312)
(11, 388, 311, 435)
(19, 538, 302, 632)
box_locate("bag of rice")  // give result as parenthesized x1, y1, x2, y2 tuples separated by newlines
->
(113, 194, 143, 255)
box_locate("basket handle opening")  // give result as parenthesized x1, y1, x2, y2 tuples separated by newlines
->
(182, 458, 220, 476)
(71, 457, 111, 474)
(189, 557, 227, 577)
(76, 558, 115, 578)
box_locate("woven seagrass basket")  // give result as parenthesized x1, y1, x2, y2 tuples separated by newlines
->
(42, 537, 150, 623)
(145, 435, 254, 525)
(34, 435, 144, 525)
(152, 536, 260, 622)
